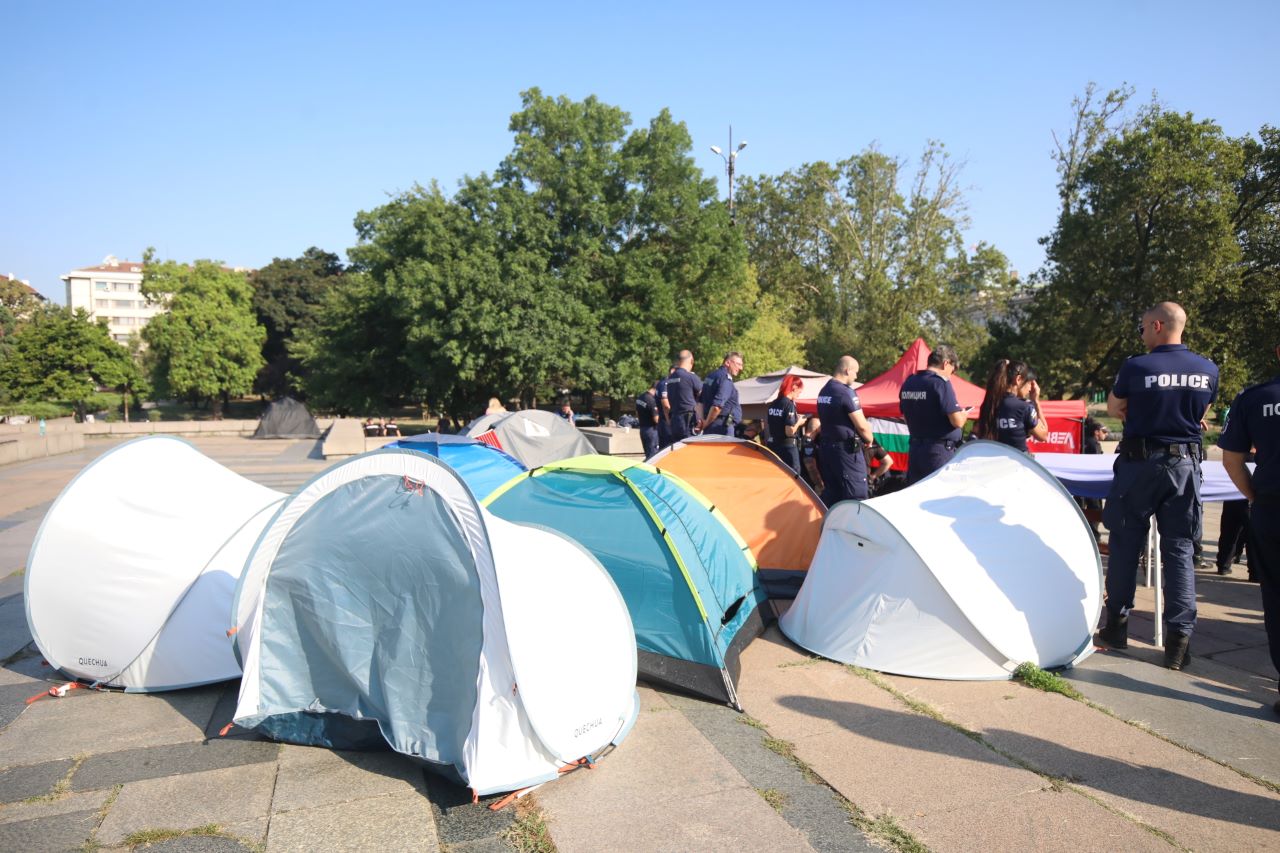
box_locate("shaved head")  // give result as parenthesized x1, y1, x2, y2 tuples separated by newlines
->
(834, 355, 860, 384)
(1141, 301, 1187, 347)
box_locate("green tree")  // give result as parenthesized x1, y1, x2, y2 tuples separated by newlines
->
(250, 247, 345, 398)
(735, 143, 1014, 375)
(735, 290, 807, 375)
(302, 89, 752, 414)
(1002, 104, 1248, 398)
(0, 306, 136, 420)
(141, 252, 266, 418)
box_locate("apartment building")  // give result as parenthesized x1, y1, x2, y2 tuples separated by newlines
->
(61, 255, 161, 343)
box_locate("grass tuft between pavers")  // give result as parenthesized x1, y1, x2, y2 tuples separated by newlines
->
(500, 795, 557, 853)
(737, 713, 767, 730)
(122, 823, 223, 847)
(1012, 662, 1085, 700)
(755, 787, 788, 812)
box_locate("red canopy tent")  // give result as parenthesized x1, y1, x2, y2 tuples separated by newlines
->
(847, 339, 985, 419)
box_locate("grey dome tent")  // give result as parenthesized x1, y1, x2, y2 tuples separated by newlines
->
(253, 397, 321, 439)
(465, 408, 596, 468)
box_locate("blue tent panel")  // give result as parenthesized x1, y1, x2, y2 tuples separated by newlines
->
(386, 433, 526, 500)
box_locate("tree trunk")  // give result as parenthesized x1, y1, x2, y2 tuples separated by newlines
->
(122, 391, 130, 424)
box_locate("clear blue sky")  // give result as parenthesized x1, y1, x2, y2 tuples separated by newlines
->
(4, 2, 1276, 303)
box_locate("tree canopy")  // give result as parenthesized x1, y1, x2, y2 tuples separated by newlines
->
(735, 143, 1017, 377)
(984, 90, 1279, 401)
(0, 306, 137, 420)
(299, 89, 754, 415)
(141, 251, 265, 418)
(250, 247, 346, 398)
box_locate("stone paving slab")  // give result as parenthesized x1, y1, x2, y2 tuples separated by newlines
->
(96, 761, 277, 846)
(0, 686, 224, 767)
(138, 836, 256, 852)
(910, 787, 1172, 853)
(1068, 648, 1280, 784)
(271, 744, 426, 814)
(71, 737, 279, 792)
(0, 756, 73, 803)
(538, 687, 815, 852)
(0, 806, 99, 850)
(266, 791, 439, 852)
(0, 788, 109, 825)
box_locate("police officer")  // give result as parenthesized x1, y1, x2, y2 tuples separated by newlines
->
(766, 374, 807, 472)
(635, 381, 661, 459)
(656, 367, 674, 449)
(1219, 341, 1280, 713)
(1097, 302, 1218, 670)
(899, 344, 969, 485)
(665, 350, 702, 442)
(699, 351, 744, 436)
(815, 356, 875, 505)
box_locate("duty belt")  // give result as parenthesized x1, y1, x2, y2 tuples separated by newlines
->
(1118, 437, 1204, 461)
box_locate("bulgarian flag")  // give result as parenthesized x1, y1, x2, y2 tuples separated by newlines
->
(869, 417, 910, 472)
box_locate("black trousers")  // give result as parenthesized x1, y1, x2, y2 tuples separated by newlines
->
(1216, 499, 1250, 569)
(1249, 495, 1280, 680)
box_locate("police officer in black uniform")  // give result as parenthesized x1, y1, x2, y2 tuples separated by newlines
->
(656, 366, 675, 449)
(1097, 302, 1219, 670)
(635, 381, 661, 459)
(1219, 341, 1280, 713)
(699, 351, 744, 436)
(766, 374, 807, 473)
(815, 355, 875, 505)
(899, 344, 969, 485)
(665, 350, 702, 442)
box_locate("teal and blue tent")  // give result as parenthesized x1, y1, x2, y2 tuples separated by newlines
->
(385, 433, 526, 500)
(484, 456, 768, 708)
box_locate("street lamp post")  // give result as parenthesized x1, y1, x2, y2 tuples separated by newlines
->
(710, 126, 748, 224)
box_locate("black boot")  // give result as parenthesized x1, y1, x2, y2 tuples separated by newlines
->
(1098, 611, 1128, 649)
(1164, 632, 1191, 670)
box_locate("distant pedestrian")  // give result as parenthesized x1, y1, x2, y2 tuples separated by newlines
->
(975, 359, 1048, 452)
(656, 367, 674, 448)
(766, 374, 807, 473)
(636, 382, 661, 459)
(699, 352, 744, 436)
(900, 344, 969, 484)
(815, 356, 875, 505)
(666, 350, 702, 442)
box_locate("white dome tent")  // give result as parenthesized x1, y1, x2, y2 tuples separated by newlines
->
(231, 449, 639, 796)
(25, 436, 286, 691)
(781, 441, 1101, 679)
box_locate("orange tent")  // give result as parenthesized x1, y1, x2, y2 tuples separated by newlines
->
(648, 435, 825, 599)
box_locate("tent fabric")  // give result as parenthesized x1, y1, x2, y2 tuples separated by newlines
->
(1027, 400, 1087, 454)
(733, 365, 843, 420)
(253, 397, 321, 439)
(855, 339, 985, 419)
(1035, 452, 1249, 502)
(232, 449, 638, 796)
(384, 432, 526, 500)
(646, 435, 825, 599)
(25, 436, 286, 691)
(484, 455, 768, 708)
(781, 441, 1101, 680)
(465, 409, 596, 469)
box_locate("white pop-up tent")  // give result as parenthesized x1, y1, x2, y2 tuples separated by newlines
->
(25, 437, 287, 690)
(781, 441, 1101, 679)
(231, 449, 639, 796)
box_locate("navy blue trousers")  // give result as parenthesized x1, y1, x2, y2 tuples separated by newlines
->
(906, 440, 955, 485)
(819, 443, 868, 505)
(770, 444, 801, 474)
(669, 411, 697, 442)
(1248, 495, 1280, 679)
(657, 419, 672, 449)
(1103, 452, 1202, 636)
(639, 425, 659, 459)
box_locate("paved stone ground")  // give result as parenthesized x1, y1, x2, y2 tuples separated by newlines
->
(0, 437, 1276, 851)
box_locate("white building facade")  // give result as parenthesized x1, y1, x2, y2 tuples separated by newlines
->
(62, 256, 162, 343)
